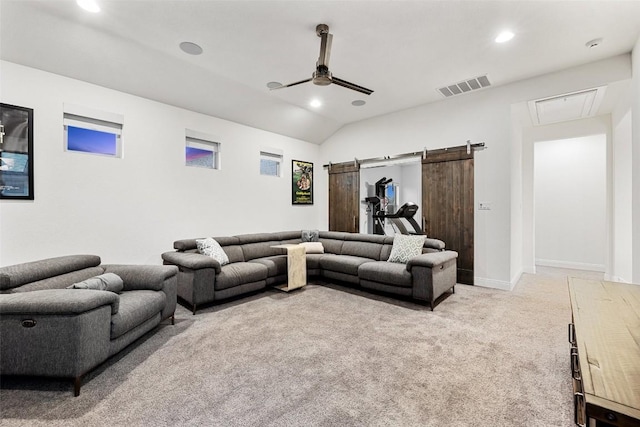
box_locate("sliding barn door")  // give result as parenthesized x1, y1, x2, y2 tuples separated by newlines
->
(328, 162, 360, 232)
(422, 147, 474, 285)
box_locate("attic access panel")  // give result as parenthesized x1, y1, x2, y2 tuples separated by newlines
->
(528, 86, 606, 126)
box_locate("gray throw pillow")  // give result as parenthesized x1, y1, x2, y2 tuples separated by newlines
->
(387, 234, 426, 264)
(301, 229, 320, 242)
(67, 272, 124, 293)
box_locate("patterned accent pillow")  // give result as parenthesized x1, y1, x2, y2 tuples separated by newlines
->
(196, 238, 230, 265)
(387, 234, 426, 264)
(301, 229, 320, 242)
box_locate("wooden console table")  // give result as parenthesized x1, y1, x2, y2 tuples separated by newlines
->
(568, 278, 640, 427)
(270, 244, 306, 292)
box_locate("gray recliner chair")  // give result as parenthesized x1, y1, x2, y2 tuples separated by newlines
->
(0, 255, 177, 395)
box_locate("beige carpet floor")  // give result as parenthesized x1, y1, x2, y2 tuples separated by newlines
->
(1, 267, 598, 426)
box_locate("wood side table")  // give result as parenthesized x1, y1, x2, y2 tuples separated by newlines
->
(568, 278, 640, 427)
(270, 244, 307, 292)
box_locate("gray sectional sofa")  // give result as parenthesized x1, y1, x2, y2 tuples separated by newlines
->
(0, 255, 178, 395)
(162, 231, 458, 314)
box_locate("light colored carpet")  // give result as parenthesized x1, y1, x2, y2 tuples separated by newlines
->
(1, 268, 591, 426)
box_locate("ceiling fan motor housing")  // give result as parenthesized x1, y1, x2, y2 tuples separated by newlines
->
(313, 65, 332, 86)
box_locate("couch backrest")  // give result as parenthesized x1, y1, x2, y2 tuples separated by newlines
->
(172, 231, 445, 263)
(0, 255, 103, 293)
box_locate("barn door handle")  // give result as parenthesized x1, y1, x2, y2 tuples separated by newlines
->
(422, 217, 426, 230)
(353, 216, 357, 231)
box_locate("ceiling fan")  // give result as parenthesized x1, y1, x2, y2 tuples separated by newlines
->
(270, 24, 374, 96)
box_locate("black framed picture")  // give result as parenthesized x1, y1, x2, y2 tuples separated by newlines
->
(0, 103, 34, 200)
(292, 159, 313, 205)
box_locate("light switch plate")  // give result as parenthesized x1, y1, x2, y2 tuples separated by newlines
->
(479, 202, 491, 210)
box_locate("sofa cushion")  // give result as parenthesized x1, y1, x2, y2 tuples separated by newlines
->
(320, 255, 375, 276)
(241, 241, 283, 261)
(388, 234, 426, 264)
(305, 253, 328, 270)
(110, 290, 166, 339)
(67, 273, 124, 293)
(7, 267, 106, 293)
(319, 238, 344, 255)
(0, 255, 102, 291)
(249, 255, 288, 278)
(358, 261, 413, 288)
(197, 238, 230, 266)
(341, 241, 383, 260)
(215, 262, 268, 291)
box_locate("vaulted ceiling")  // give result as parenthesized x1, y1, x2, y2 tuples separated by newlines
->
(2, 1, 640, 143)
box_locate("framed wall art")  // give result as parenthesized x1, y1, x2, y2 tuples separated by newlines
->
(0, 103, 34, 200)
(292, 159, 313, 205)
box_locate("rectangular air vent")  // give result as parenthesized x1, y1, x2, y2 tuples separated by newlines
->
(528, 86, 607, 126)
(438, 75, 491, 98)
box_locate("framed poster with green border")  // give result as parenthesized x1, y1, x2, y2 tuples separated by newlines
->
(292, 159, 313, 205)
(0, 103, 34, 200)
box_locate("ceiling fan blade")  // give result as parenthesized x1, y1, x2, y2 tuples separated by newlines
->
(270, 78, 313, 90)
(318, 32, 332, 68)
(332, 76, 374, 95)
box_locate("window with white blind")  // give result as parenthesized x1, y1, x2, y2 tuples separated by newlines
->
(185, 129, 220, 170)
(260, 150, 282, 177)
(63, 104, 123, 157)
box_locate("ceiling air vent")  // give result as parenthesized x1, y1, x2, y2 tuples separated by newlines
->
(528, 86, 607, 126)
(437, 75, 491, 98)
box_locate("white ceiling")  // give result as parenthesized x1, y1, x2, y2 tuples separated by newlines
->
(2, 0, 640, 144)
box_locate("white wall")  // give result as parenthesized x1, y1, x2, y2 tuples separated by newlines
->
(534, 135, 607, 271)
(611, 87, 633, 282)
(632, 37, 640, 283)
(320, 55, 631, 289)
(0, 61, 323, 266)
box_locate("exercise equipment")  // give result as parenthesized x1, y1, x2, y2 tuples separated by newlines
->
(365, 177, 423, 235)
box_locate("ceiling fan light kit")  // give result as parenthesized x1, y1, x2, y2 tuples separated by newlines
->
(271, 24, 374, 96)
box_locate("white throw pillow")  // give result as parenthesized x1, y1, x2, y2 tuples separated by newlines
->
(196, 237, 230, 265)
(387, 234, 426, 264)
(300, 242, 324, 254)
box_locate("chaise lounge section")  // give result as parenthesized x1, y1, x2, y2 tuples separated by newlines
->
(0, 255, 178, 395)
(162, 231, 458, 314)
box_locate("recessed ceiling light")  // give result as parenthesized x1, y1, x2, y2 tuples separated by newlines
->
(352, 100, 366, 107)
(585, 38, 603, 49)
(77, 0, 100, 13)
(495, 30, 514, 43)
(179, 42, 203, 55)
(309, 99, 322, 108)
(267, 81, 283, 89)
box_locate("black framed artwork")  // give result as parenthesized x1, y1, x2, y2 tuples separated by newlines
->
(0, 103, 34, 200)
(292, 159, 313, 205)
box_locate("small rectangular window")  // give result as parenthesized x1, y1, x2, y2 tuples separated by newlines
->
(186, 130, 220, 169)
(260, 150, 282, 177)
(63, 104, 123, 157)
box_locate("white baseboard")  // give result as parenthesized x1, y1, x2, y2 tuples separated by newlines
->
(606, 275, 630, 283)
(510, 269, 523, 289)
(535, 259, 605, 272)
(474, 277, 514, 291)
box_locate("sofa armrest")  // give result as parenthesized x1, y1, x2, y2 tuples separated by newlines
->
(161, 251, 221, 274)
(407, 250, 458, 271)
(101, 264, 178, 291)
(423, 238, 446, 251)
(101, 265, 178, 321)
(0, 289, 119, 315)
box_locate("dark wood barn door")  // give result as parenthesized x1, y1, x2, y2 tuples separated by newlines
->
(328, 162, 360, 232)
(422, 147, 474, 284)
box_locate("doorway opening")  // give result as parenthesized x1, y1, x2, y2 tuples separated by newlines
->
(533, 134, 607, 272)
